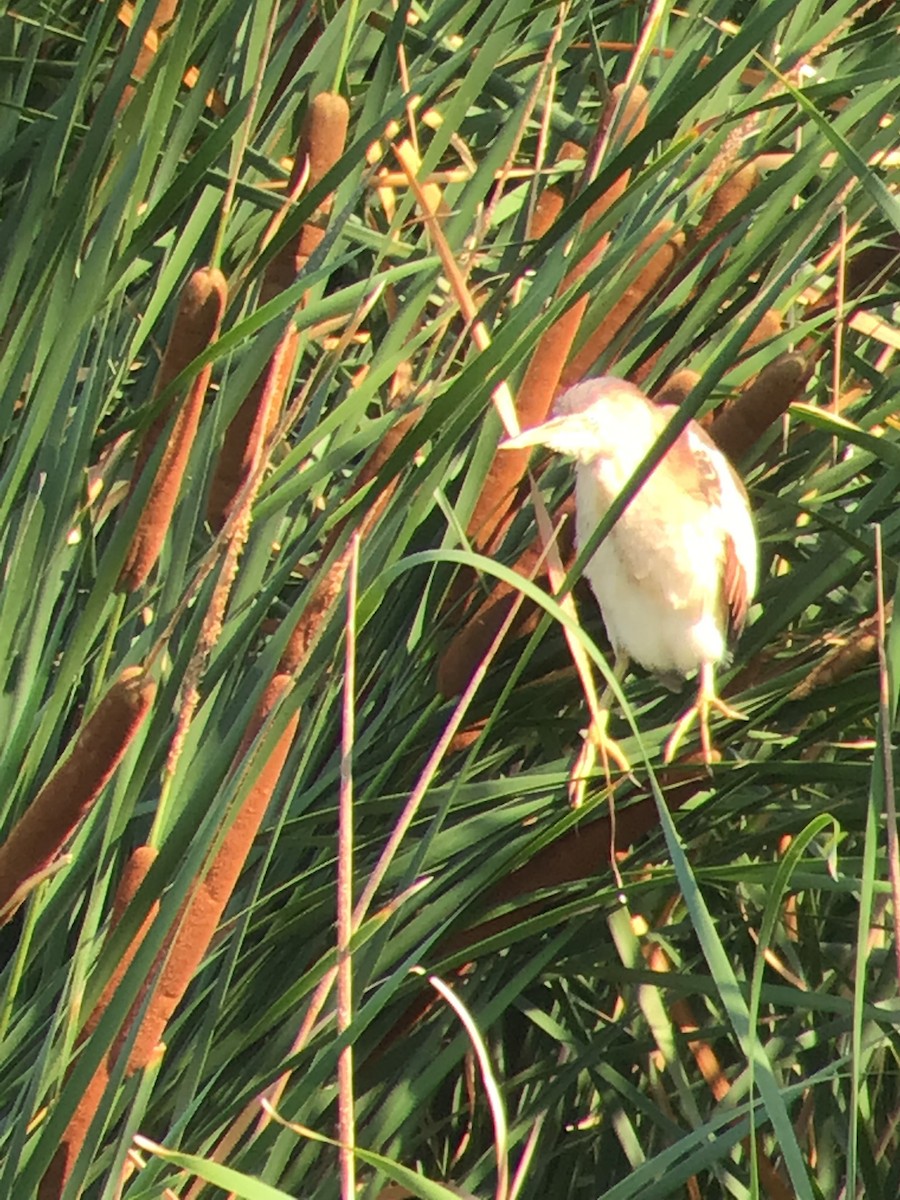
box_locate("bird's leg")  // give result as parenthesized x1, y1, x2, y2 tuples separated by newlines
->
(569, 652, 631, 808)
(663, 661, 746, 765)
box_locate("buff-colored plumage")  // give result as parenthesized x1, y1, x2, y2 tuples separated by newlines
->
(504, 375, 757, 775)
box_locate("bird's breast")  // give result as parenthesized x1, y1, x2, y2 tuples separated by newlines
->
(574, 461, 729, 676)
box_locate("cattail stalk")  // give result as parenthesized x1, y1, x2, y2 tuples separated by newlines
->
(207, 92, 350, 530)
(39, 683, 298, 1200)
(0, 669, 156, 919)
(119, 267, 227, 591)
(560, 223, 684, 388)
(437, 498, 576, 698)
(710, 350, 812, 462)
(40, 847, 160, 1198)
(465, 85, 648, 554)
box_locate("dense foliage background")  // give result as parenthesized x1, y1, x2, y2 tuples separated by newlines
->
(2, 1, 900, 1197)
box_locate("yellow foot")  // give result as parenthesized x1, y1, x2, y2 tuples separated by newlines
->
(568, 716, 631, 808)
(663, 663, 746, 765)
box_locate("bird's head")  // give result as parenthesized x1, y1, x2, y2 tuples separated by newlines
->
(500, 376, 658, 463)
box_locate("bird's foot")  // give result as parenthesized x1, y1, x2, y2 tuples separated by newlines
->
(663, 666, 746, 766)
(569, 715, 631, 808)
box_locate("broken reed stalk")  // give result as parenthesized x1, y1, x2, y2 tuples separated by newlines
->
(119, 267, 228, 592)
(560, 222, 685, 389)
(788, 609, 883, 701)
(0, 668, 156, 920)
(464, 84, 648, 557)
(207, 91, 350, 531)
(40, 681, 299, 1200)
(709, 349, 812, 462)
(437, 497, 575, 698)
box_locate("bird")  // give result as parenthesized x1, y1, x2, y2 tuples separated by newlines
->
(502, 375, 757, 788)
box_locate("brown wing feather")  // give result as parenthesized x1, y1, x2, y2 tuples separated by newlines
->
(722, 532, 749, 641)
(661, 408, 753, 642)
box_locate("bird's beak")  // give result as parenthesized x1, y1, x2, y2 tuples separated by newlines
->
(499, 416, 569, 451)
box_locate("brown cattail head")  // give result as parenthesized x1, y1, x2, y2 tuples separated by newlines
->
(208, 93, 350, 529)
(691, 161, 760, 249)
(262, 91, 351, 303)
(528, 141, 585, 242)
(116, 0, 180, 115)
(438, 497, 576, 698)
(0, 668, 156, 920)
(573, 84, 650, 285)
(560, 223, 685, 388)
(709, 350, 812, 463)
(206, 325, 299, 531)
(122, 673, 299, 1076)
(462, 86, 649, 557)
(653, 369, 702, 410)
(119, 267, 227, 591)
(79, 846, 160, 1047)
(740, 308, 782, 356)
(38, 671, 296, 1200)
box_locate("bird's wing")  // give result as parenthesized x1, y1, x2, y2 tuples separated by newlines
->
(665, 413, 755, 641)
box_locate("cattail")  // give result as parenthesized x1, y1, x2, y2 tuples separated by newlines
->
(574, 85, 650, 283)
(261, 91, 351, 303)
(40, 848, 161, 1199)
(123, 674, 299, 1074)
(740, 308, 782, 355)
(710, 350, 812, 463)
(322, 408, 419, 557)
(206, 325, 299, 531)
(438, 498, 576, 698)
(808, 233, 900, 319)
(691, 161, 760, 250)
(117, 0, 180, 114)
(40, 673, 296, 1200)
(264, 4, 324, 123)
(789, 611, 881, 701)
(119, 267, 227, 590)
(528, 141, 585, 242)
(207, 93, 350, 529)
(464, 86, 648, 555)
(0, 669, 156, 919)
(653, 369, 702, 410)
(560, 224, 684, 388)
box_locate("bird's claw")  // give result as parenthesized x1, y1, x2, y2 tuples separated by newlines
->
(663, 685, 747, 766)
(568, 717, 631, 808)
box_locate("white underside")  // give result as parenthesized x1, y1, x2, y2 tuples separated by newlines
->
(575, 463, 734, 677)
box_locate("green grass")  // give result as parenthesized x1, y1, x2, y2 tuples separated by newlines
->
(2, 0, 900, 1197)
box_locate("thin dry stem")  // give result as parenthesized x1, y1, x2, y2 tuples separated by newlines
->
(337, 534, 359, 1200)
